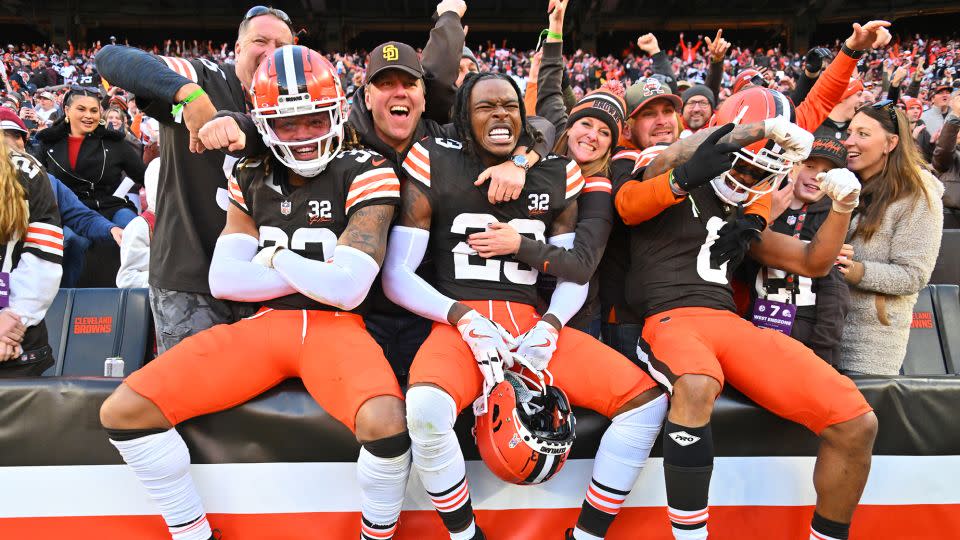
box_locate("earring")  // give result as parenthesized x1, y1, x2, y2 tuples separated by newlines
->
(64, 117, 69, 123)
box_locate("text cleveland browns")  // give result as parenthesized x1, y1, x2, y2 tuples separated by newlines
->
(73, 316, 113, 334)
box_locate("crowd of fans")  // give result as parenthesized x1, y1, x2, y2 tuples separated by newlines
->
(1, 16, 957, 372)
(1, 4, 957, 539)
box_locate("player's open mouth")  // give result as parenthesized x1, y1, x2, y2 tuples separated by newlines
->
(389, 105, 410, 117)
(292, 144, 317, 158)
(488, 127, 512, 142)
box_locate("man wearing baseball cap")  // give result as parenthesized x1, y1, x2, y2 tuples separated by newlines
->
(921, 83, 952, 138)
(748, 136, 852, 365)
(622, 77, 682, 153)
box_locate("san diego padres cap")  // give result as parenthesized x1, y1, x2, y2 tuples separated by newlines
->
(366, 42, 424, 84)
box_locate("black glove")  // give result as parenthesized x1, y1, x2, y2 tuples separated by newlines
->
(804, 47, 833, 73)
(672, 123, 740, 192)
(709, 206, 766, 269)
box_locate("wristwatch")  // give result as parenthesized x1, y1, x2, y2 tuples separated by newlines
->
(510, 154, 532, 171)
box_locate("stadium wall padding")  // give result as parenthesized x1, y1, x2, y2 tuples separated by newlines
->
(1, 377, 958, 539)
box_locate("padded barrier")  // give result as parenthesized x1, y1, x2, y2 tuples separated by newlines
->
(42, 288, 152, 377)
(1, 376, 959, 467)
(1, 377, 959, 539)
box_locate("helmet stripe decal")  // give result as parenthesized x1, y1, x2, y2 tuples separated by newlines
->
(281, 46, 299, 95)
(291, 46, 308, 94)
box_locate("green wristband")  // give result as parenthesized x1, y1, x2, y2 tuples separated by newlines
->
(547, 30, 562, 40)
(171, 87, 206, 123)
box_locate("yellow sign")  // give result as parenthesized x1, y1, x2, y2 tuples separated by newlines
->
(383, 45, 399, 62)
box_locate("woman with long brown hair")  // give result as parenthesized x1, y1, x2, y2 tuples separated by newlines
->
(0, 134, 64, 377)
(836, 100, 944, 374)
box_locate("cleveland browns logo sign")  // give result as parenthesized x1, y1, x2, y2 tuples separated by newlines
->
(383, 45, 399, 62)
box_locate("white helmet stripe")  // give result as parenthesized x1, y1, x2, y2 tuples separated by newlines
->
(282, 46, 298, 96)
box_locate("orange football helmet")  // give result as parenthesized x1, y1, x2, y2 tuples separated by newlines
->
(710, 86, 796, 206)
(250, 45, 346, 177)
(474, 369, 575, 485)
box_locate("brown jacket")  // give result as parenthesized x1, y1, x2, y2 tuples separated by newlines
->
(932, 113, 960, 210)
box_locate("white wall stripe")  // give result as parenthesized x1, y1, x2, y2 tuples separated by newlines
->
(1, 456, 959, 518)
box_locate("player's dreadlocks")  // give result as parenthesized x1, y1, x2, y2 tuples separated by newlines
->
(453, 72, 543, 158)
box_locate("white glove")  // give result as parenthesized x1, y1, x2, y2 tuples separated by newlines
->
(764, 117, 814, 162)
(456, 310, 518, 387)
(816, 168, 861, 213)
(514, 320, 560, 372)
(252, 244, 285, 268)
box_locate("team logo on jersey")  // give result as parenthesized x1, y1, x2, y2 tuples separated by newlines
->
(383, 45, 399, 62)
(668, 431, 701, 446)
(280, 200, 292, 215)
(786, 215, 797, 226)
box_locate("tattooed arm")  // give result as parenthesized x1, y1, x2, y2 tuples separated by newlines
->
(642, 121, 767, 180)
(267, 204, 396, 310)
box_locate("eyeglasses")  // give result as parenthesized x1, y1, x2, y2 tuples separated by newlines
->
(684, 99, 712, 110)
(69, 85, 101, 95)
(870, 99, 899, 136)
(243, 5, 293, 27)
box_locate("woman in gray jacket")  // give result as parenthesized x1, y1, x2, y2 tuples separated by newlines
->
(837, 101, 944, 374)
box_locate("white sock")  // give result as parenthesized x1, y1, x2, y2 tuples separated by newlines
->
(576, 394, 668, 538)
(357, 446, 410, 540)
(109, 429, 210, 540)
(449, 519, 476, 540)
(572, 527, 603, 540)
(406, 386, 474, 534)
(672, 522, 709, 540)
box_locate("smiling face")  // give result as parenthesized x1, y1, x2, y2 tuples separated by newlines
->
(270, 112, 332, 162)
(682, 96, 712, 131)
(105, 109, 124, 130)
(469, 78, 522, 165)
(364, 70, 425, 153)
(566, 116, 612, 166)
(66, 95, 101, 135)
(234, 15, 295, 90)
(843, 111, 898, 179)
(629, 99, 678, 148)
(792, 157, 835, 204)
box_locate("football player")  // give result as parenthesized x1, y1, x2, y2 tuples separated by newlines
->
(617, 86, 877, 540)
(99, 46, 410, 540)
(382, 72, 666, 540)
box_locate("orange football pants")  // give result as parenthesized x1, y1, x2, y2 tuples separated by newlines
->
(408, 300, 658, 418)
(126, 308, 403, 433)
(639, 306, 872, 434)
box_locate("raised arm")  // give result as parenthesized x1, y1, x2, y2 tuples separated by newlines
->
(420, 0, 467, 123)
(535, 0, 570, 133)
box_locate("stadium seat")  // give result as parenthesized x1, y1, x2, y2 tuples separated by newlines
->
(41, 288, 73, 376)
(902, 286, 947, 375)
(42, 288, 153, 377)
(930, 229, 960, 286)
(931, 285, 960, 375)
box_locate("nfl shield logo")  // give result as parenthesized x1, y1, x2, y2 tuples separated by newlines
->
(280, 200, 292, 215)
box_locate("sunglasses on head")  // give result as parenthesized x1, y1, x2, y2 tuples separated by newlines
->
(870, 99, 899, 136)
(243, 5, 293, 27)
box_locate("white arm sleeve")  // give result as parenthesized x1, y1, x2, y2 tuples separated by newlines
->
(271, 244, 380, 311)
(10, 252, 62, 327)
(116, 218, 150, 289)
(381, 225, 456, 323)
(208, 233, 297, 301)
(543, 233, 588, 327)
